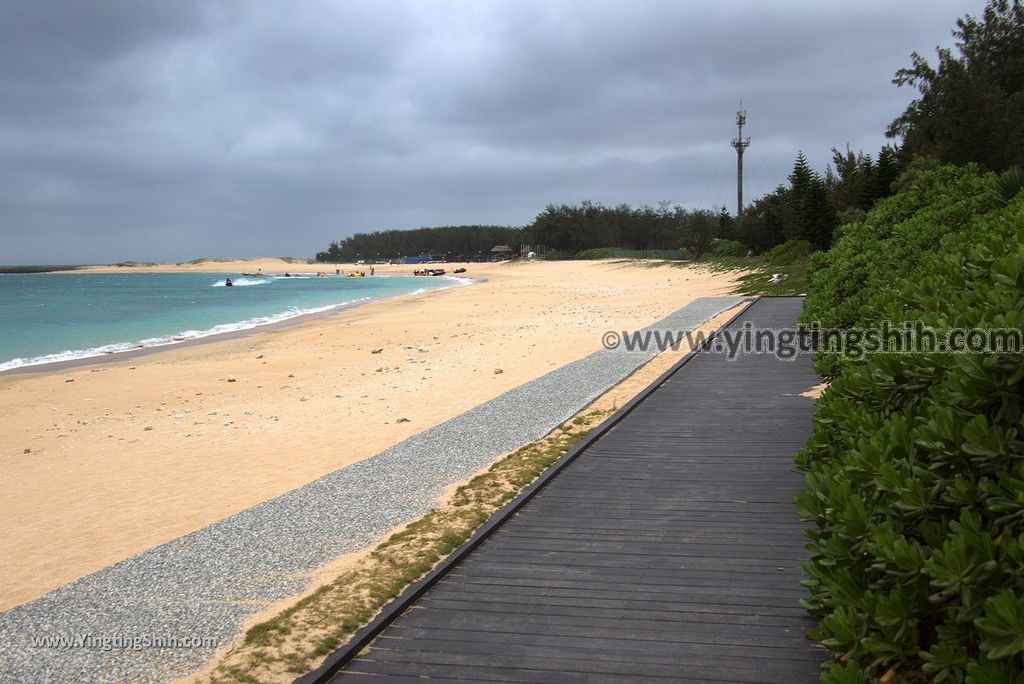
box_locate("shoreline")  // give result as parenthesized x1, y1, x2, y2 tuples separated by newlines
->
(0, 296, 750, 684)
(0, 274, 479, 376)
(0, 260, 741, 611)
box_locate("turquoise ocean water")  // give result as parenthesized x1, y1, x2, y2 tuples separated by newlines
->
(0, 272, 462, 371)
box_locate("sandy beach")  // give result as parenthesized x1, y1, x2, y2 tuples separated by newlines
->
(0, 259, 738, 610)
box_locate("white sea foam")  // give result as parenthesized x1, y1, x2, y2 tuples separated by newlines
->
(211, 277, 269, 287)
(0, 297, 372, 372)
(403, 275, 474, 298)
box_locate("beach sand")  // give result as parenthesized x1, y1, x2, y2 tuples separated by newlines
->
(0, 259, 738, 610)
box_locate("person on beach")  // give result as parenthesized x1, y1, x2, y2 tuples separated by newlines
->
(370, 267, 375, 276)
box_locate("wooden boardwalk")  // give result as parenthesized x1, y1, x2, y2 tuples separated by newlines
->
(319, 297, 824, 683)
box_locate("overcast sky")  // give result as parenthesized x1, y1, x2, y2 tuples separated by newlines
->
(1, 0, 987, 264)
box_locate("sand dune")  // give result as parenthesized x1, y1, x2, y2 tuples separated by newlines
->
(74, 257, 334, 274)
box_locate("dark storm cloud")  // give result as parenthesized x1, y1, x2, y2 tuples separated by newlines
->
(0, 0, 989, 264)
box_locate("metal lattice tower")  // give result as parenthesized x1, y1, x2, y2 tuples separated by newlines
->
(730, 109, 751, 217)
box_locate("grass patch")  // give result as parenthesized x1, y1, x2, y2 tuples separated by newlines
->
(730, 264, 808, 296)
(205, 406, 612, 683)
(696, 240, 811, 296)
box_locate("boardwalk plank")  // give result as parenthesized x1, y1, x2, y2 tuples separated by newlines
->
(325, 297, 825, 683)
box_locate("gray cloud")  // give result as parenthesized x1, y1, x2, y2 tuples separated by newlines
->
(0, 0, 988, 263)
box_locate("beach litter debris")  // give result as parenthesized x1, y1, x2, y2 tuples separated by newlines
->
(226, 376, 237, 383)
(371, 348, 383, 354)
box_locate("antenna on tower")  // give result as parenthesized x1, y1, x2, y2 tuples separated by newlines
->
(730, 107, 751, 217)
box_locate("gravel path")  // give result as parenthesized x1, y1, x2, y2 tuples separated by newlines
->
(0, 295, 746, 683)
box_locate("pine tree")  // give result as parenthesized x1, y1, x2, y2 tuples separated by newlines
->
(807, 179, 838, 250)
(784, 152, 838, 250)
(854, 154, 877, 210)
(717, 207, 736, 241)
(786, 152, 816, 243)
(872, 146, 901, 200)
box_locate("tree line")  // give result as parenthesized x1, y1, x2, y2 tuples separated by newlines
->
(316, 225, 527, 262)
(317, 0, 1022, 263)
(740, 0, 1021, 253)
(528, 202, 738, 257)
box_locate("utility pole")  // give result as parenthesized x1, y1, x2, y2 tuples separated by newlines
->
(730, 109, 751, 217)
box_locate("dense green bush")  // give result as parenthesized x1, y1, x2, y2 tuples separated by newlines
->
(763, 239, 812, 266)
(574, 247, 621, 260)
(996, 167, 1024, 207)
(710, 239, 747, 258)
(798, 188, 1024, 682)
(801, 165, 1000, 378)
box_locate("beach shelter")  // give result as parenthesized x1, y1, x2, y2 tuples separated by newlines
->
(490, 245, 514, 261)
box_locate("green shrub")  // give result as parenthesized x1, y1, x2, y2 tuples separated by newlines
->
(801, 165, 1000, 378)
(575, 247, 620, 260)
(996, 166, 1024, 207)
(797, 191, 1024, 681)
(710, 239, 747, 258)
(763, 239, 812, 266)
